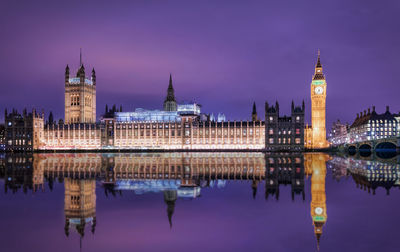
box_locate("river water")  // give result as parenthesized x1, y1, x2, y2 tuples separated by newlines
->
(0, 152, 399, 252)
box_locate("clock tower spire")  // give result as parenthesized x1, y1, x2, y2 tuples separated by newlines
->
(313, 50, 324, 80)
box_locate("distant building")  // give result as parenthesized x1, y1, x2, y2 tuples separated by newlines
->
(113, 103, 201, 123)
(217, 113, 226, 122)
(4, 109, 44, 152)
(115, 108, 181, 123)
(265, 101, 305, 151)
(177, 103, 201, 116)
(348, 106, 397, 143)
(394, 113, 400, 136)
(328, 120, 349, 146)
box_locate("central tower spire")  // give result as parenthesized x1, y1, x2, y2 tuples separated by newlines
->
(252, 102, 257, 121)
(316, 49, 321, 68)
(313, 50, 325, 80)
(80, 48, 82, 66)
(163, 73, 177, 111)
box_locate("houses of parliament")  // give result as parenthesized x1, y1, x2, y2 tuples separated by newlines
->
(3, 51, 329, 151)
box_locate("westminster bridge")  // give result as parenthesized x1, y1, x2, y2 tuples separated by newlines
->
(339, 136, 400, 154)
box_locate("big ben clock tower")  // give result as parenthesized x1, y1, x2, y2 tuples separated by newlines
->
(310, 51, 329, 148)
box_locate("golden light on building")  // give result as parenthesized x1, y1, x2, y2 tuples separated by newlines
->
(305, 51, 329, 149)
(33, 120, 265, 150)
(64, 50, 96, 124)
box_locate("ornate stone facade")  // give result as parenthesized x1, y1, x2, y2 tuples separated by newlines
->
(305, 51, 329, 149)
(265, 101, 305, 151)
(35, 119, 265, 150)
(2, 54, 329, 151)
(163, 74, 177, 112)
(64, 51, 96, 124)
(4, 109, 44, 152)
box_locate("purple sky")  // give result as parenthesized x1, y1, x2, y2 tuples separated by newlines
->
(1, 0, 399, 128)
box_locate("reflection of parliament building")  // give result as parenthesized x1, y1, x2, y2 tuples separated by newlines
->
(3, 153, 400, 248)
(0, 152, 333, 249)
(3, 52, 331, 151)
(64, 178, 96, 237)
(265, 153, 305, 200)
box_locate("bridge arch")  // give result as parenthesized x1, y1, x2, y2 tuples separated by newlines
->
(348, 145, 356, 155)
(359, 143, 372, 157)
(375, 142, 397, 152)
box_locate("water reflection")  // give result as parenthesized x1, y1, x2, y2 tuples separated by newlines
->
(64, 178, 96, 238)
(0, 152, 399, 251)
(328, 155, 400, 195)
(306, 154, 330, 250)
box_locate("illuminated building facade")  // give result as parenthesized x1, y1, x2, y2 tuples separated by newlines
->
(305, 51, 329, 149)
(39, 123, 101, 150)
(265, 101, 305, 151)
(31, 68, 266, 150)
(106, 119, 265, 150)
(64, 51, 96, 124)
(2, 54, 329, 151)
(328, 120, 349, 146)
(348, 106, 397, 144)
(395, 113, 400, 136)
(113, 102, 201, 123)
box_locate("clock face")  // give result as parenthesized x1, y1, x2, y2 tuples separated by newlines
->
(314, 86, 324, 95)
(315, 207, 323, 215)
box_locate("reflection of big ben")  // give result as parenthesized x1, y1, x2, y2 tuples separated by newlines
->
(311, 51, 329, 148)
(64, 178, 96, 237)
(305, 153, 329, 249)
